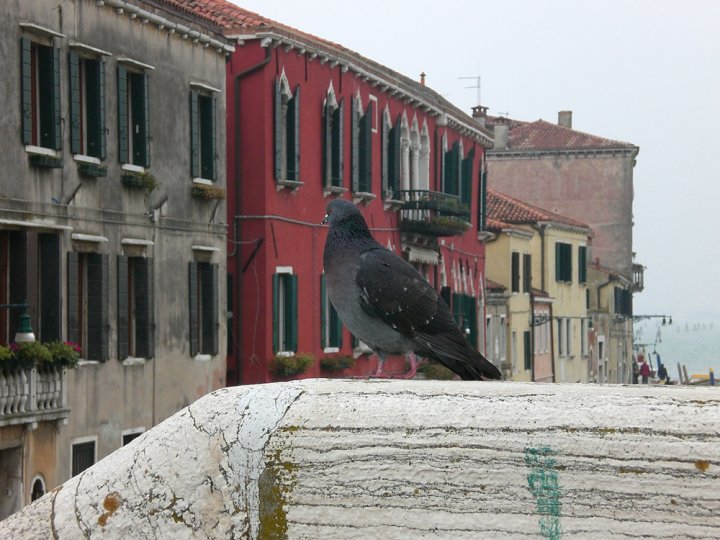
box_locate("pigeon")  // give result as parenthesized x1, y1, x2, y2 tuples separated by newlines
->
(322, 198, 502, 381)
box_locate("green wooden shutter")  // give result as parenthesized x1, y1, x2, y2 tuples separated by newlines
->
(381, 115, 389, 195)
(117, 256, 129, 360)
(189, 262, 199, 356)
(205, 263, 219, 356)
(523, 253, 532, 293)
(190, 90, 200, 178)
(524, 330, 532, 371)
(578, 246, 587, 284)
(351, 96, 359, 192)
(146, 258, 155, 358)
(117, 66, 129, 163)
(335, 99, 344, 187)
(142, 72, 150, 167)
(320, 274, 327, 348)
(87, 254, 108, 361)
(555, 243, 562, 282)
(38, 234, 61, 342)
(67, 252, 80, 345)
(286, 273, 298, 352)
(272, 273, 279, 352)
(362, 102, 373, 193)
(461, 149, 474, 206)
(134, 258, 151, 358)
(21, 38, 32, 145)
(330, 302, 342, 348)
(98, 59, 106, 160)
(390, 116, 401, 196)
(273, 80, 282, 180)
(291, 86, 300, 180)
(478, 169, 487, 231)
(51, 45, 62, 150)
(209, 94, 217, 181)
(69, 51, 81, 154)
(323, 102, 331, 187)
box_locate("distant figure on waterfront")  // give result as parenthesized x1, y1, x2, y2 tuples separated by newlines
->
(640, 359, 651, 384)
(633, 360, 640, 384)
(657, 363, 668, 383)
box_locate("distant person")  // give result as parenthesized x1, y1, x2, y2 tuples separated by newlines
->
(657, 363, 668, 383)
(640, 359, 651, 384)
(632, 360, 640, 384)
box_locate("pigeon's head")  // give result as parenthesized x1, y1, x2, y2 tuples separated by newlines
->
(322, 199, 373, 238)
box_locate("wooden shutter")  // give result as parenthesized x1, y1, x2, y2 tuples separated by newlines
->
(190, 90, 200, 178)
(322, 102, 330, 187)
(320, 274, 327, 348)
(273, 79, 282, 180)
(351, 96, 359, 192)
(39, 234, 61, 342)
(69, 51, 81, 154)
(286, 273, 298, 352)
(202, 263, 219, 356)
(142, 72, 150, 167)
(461, 149, 474, 206)
(209, 94, 217, 181)
(291, 86, 300, 180)
(555, 243, 562, 282)
(335, 99, 344, 187)
(361, 102, 373, 193)
(189, 262, 199, 356)
(381, 115, 389, 195)
(523, 253, 532, 293)
(85, 58, 104, 159)
(87, 254, 108, 361)
(117, 66, 129, 163)
(98, 59, 106, 160)
(478, 169, 487, 231)
(117, 256, 129, 360)
(330, 304, 342, 348)
(390, 116, 401, 195)
(51, 45, 62, 150)
(21, 38, 32, 145)
(146, 258, 155, 358)
(523, 330, 532, 371)
(511, 252, 520, 293)
(578, 246, 587, 284)
(272, 273, 279, 352)
(130, 72, 150, 167)
(67, 252, 80, 345)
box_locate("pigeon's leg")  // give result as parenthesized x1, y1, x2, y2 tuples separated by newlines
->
(402, 352, 418, 379)
(371, 352, 387, 378)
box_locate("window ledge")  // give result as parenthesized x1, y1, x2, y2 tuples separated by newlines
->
(77, 360, 100, 367)
(73, 154, 102, 165)
(192, 177, 214, 186)
(122, 357, 147, 367)
(26, 145, 59, 157)
(276, 179, 304, 192)
(352, 192, 376, 205)
(323, 347, 340, 354)
(193, 354, 212, 362)
(121, 163, 146, 174)
(323, 186, 347, 198)
(352, 345, 373, 359)
(383, 198, 404, 211)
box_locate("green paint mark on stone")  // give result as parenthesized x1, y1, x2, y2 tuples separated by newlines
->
(525, 446, 562, 539)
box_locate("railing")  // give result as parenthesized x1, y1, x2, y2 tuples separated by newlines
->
(0, 366, 68, 424)
(398, 190, 471, 237)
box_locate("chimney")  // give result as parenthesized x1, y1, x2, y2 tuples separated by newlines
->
(558, 110, 572, 129)
(420, 72, 426, 86)
(493, 124, 509, 151)
(472, 105, 488, 128)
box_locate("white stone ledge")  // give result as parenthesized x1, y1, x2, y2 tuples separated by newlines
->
(2, 380, 719, 538)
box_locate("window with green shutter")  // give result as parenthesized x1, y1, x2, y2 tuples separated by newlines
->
(523, 253, 532, 293)
(67, 252, 109, 361)
(555, 242, 573, 283)
(478, 168, 488, 232)
(273, 74, 301, 185)
(272, 272, 298, 353)
(190, 89, 217, 181)
(460, 148, 474, 207)
(118, 66, 150, 167)
(20, 37, 61, 150)
(578, 245, 587, 284)
(511, 252, 520, 293)
(322, 90, 344, 189)
(118, 256, 154, 360)
(189, 261, 219, 357)
(320, 274, 342, 349)
(444, 141, 460, 196)
(523, 330, 532, 371)
(70, 51, 106, 159)
(351, 96, 373, 195)
(452, 293, 478, 348)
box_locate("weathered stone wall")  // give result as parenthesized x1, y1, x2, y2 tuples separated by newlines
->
(1, 379, 718, 538)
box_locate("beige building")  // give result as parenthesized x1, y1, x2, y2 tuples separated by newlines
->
(0, 0, 232, 518)
(484, 188, 592, 383)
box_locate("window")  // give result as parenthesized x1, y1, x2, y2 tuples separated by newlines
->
(274, 72, 300, 183)
(322, 86, 344, 189)
(557, 318, 572, 358)
(69, 51, 106, 159)
(118, 256, 154, 359)
(67, 252, 109, 361)
(614, 287, 632, 317)
(460, 148, 474, 207)
(382, 110, 402, 199)
(523, 330, 532, 371)
(351, 94, 373, 194)
(581, 318, 588, 356)
(118, 65, 150, 167)
(122, 429, 144, 446)
(523, 253, 532, 293)
(511, 252, 520, 293)
(320, 274, 342, 350)
(189, 261, 218, 356)
(477, 165, 488, 232)
(555, 242, 572, 282)
(418, 121, 430, 191)
(20, 37, 61, 150)
(190, 88, 217, 181)
(0, 231, 60, 343)
(452, 293, 477, 347)
(71, 439, 96, 477)
(578, 245, 587, 284)
(272, 270, 298, 353)
(443, 140, 461, 196)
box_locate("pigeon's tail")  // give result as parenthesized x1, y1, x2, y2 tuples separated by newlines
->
(416, 329, 502, 381)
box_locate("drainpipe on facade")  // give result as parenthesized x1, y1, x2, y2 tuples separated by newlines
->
(230, 46, 272, 385)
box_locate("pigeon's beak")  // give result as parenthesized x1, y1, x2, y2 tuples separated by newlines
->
(321, 214, 329, 225)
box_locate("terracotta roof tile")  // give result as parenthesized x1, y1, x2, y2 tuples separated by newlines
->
(507, 119, 635, 151)
(486, 188, 591, 231)
(485, 278, 506, 291)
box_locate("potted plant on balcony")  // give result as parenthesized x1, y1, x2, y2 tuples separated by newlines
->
(270, 353, 314, 378)
(122, 170, 159, 193)
(191, 183, 226, 201)
(0, 345, 14, 371)
(44, 341, 81, 369)
(320, 355, 356, 372)
(11, 342, 52, 369)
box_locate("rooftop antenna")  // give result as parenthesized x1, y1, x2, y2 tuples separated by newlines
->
(459, 75, 481, 106)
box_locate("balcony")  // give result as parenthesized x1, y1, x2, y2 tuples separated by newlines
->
(0, 366, 68, 427)
(631, 263, 645, 293)
(398, 190, 471, 237)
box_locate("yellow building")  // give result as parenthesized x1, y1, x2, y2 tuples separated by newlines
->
(484, 189, 592, 382)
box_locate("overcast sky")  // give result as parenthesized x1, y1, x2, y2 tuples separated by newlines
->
(231, 0, 720, 320)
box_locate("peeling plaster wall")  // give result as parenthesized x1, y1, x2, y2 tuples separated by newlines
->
(2, 380, 719, 539)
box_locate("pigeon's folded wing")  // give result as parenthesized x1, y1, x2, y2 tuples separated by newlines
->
(356, 248, 456, 338)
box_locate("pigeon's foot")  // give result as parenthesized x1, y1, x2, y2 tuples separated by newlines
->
(369, 353, 417, 379)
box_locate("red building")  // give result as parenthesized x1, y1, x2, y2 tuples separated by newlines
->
(191, 1, 495, 383)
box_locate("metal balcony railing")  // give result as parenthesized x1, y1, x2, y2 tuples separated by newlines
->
(398, 190, 471, 237)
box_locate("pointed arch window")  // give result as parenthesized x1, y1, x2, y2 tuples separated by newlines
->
(382, 109, 402, 201)
(274, 70, 302, 187)
(322, 83, 344, 192)
(418, 121, 430, 191)
(351, 92, 373, 196)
